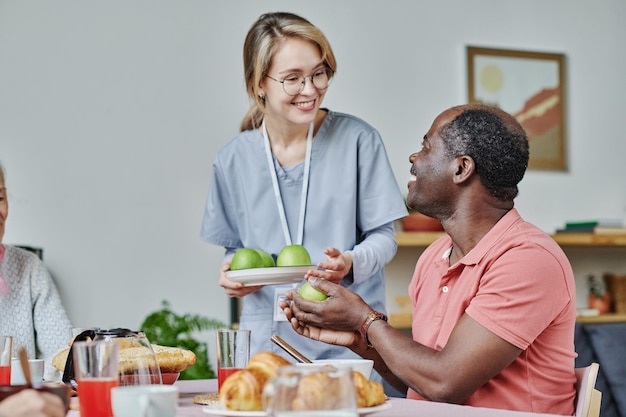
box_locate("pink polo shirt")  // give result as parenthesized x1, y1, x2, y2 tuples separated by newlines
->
(407, 209, 577, 415)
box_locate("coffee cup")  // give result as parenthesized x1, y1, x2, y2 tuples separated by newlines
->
(11, 358, 45, 385)
(111, 385, 179, 417)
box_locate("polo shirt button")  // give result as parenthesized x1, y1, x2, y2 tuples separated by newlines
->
(442, 286, 449, 293)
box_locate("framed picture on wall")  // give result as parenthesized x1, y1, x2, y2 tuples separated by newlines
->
(467, 46, 567, 171)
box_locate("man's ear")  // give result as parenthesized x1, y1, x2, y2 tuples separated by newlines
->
(453, 155, 475, 184)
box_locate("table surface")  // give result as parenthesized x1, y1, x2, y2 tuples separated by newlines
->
(67, 378, 565, 417)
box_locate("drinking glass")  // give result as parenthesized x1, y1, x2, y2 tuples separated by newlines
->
(0, 336, 12, 385)
(216, 329, 250, 392)
(92, 329, 162, 386)
(10, 358, 44, 386)
(263, 365, 358, 417)
(73, 340, 119, 417)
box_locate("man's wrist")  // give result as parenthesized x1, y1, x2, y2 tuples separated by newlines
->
(359, 310, 388, 347)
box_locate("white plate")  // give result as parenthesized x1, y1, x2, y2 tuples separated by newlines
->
(225, 266, 313, 286)
(201, 405, 265, 417)
(359, 402, 391, 415)
(201, 402, 391, 416)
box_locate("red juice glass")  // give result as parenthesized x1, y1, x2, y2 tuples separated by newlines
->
(73, 340, 119, 417)
(0, 336, 11, 385)
(216, 329, 250, 392)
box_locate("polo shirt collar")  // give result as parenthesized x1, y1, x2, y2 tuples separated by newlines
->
(456, 208, 522, 266)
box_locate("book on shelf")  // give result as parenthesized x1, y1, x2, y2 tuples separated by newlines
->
(576, 308, 600, 317)
(556, 219, 625, 234)
(594, 226, 626, 235)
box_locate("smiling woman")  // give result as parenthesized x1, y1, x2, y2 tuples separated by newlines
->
(199, 12, 407, 377)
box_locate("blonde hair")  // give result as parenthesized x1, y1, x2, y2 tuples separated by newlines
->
(240, 12, 337, 132)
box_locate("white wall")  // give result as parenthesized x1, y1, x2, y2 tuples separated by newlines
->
(1, 0, 625, 357)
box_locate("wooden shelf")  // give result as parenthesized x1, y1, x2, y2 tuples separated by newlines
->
(391, 232, 626, 330)
(575, 313, 626, 324)
(389, 313, 412, 329)
(389, 312, 626, 329)
(396, 231, 446, 247)
(396, 231, 626, 248)
(551, 233, 626, 247)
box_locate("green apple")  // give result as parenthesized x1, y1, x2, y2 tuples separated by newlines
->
(298, 281, 328, 301)
(255, 249, 276, 267)
(230, 248, 263, 270)
(276, 244, 311, 267)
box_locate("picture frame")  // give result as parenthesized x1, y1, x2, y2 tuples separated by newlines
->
(467, 46, 567, 170)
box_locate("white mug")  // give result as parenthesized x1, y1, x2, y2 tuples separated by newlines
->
(11, 358, 45, 386)
(111, 385, 178, 417)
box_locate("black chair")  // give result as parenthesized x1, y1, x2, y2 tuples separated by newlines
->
(15, 245, 44, 260)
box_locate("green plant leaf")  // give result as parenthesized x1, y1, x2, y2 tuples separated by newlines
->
(140, 300, 226, 379)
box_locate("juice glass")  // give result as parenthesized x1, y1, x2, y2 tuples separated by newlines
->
(0, 336, 11, 385)
(216, 329, 250, 392)
(73, 340, 119, 417)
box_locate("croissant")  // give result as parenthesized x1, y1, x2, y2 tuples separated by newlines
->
(219, 351, 386, 411)
(292, 370, 343, 410)
(219, 351, 291, 411)
(352, 369, 386, 408)
(218, 367, 269, 411)
(248, 351, 292, 377)
(292, 370, 386, 410)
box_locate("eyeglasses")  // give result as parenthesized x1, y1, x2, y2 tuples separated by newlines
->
(266, 67, 333, 96)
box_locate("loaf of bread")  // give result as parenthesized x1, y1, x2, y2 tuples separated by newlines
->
(219, 351, 291, 411)
(218, 351, 386, 411)
(51, 343, 196, 374)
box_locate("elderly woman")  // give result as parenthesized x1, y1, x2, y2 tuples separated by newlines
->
(0, 161, 72, 381)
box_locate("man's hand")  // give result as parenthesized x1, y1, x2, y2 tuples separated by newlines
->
(281, 277, 370, 344)
(280, 296, 359, 347)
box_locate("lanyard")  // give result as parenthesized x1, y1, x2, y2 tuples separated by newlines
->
(262, 121, 313, 246)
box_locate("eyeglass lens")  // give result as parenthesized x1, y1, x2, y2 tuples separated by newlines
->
(282, 68, 332, 95)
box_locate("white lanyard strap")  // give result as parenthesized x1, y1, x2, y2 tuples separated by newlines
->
(262, 121, 313, 246)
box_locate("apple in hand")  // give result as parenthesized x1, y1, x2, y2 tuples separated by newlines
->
(298, 281, 328, 302)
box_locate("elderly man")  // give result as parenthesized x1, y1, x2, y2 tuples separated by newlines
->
(282, 104, 577, 415)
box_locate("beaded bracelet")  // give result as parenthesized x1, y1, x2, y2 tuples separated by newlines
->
(359, 310, 388, 347)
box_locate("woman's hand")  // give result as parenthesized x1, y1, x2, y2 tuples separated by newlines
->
(305, 247, 352, 284)
(218, 260, 263, 297)
(0, 389, 65, 417)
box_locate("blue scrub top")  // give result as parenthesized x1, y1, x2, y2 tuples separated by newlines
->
(201, 110, 407, 360)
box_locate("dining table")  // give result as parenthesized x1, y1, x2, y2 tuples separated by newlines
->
(66, 378, 567, 417)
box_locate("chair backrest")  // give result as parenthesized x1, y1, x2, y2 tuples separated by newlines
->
(15, 245, 44, 260)
(574, 362, 601, 417)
